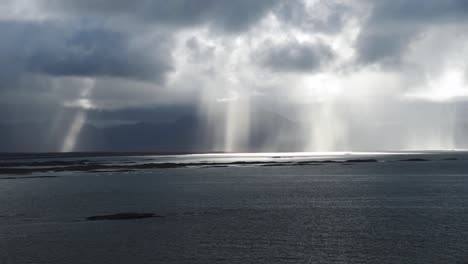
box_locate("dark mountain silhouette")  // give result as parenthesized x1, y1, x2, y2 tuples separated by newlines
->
(0, 109, 303, 152)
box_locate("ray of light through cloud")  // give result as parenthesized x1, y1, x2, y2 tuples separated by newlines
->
(1, 0, 468, 152)
(61, 78, 95, 152)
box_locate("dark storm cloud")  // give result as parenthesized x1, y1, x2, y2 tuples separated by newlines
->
(41, 0, 280, 33)
(257, 41, 334, 73)
(1, 0, 282, 91)
(0, 20, 172, 88)
(357, 0, 468, 66)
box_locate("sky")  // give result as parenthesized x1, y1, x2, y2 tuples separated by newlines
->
(1, 0, 468, 152)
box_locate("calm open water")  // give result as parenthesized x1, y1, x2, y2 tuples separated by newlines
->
(1, 152, 468, 263)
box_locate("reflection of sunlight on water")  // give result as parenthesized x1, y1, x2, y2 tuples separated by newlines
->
(61, 78, 95, 152)
(138, 151, 427, 165)
(174, 151, 420, 158)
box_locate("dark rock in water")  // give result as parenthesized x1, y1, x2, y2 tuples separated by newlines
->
(345, 159, 378, 163)
(442, 158, 458, 161)
(86, 213, 160, 221)
(0, 160, 93, 167)
(399, 158, 430, 162)
(0, 175, 60, 180)
(261, 163, 290, 167)
(130, 163, 185, 169)
(294, 161, 323, 166)
(183, 212, 196, 215)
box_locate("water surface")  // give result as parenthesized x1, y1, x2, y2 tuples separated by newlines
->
(1, 152, 468, 263)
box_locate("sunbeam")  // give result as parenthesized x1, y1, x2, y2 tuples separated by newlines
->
(61, 78, 95, 152)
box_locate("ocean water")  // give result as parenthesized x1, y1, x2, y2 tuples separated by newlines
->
(1, 152, 468, 263)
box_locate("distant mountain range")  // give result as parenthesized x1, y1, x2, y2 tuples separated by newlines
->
(0, 109, 301, 152)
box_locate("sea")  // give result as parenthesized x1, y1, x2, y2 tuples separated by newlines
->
(1, 151, 468, 264)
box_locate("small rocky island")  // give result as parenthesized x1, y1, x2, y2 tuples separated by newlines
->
(86, 213, 161, 221)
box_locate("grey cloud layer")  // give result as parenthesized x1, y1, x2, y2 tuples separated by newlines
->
(41, 0, 280, 33)
(1, 0, 284, 92)
(357, 0, 468, 66)
(3, 0, 467, 89)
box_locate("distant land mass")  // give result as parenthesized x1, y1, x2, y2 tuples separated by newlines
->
(0, 109, 300, 153)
